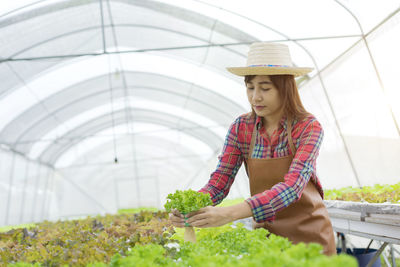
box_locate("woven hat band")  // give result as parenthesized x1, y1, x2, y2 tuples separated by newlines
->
(248, 64, 290, 67)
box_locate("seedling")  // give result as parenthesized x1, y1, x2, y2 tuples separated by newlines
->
(164, 189, 212, 243)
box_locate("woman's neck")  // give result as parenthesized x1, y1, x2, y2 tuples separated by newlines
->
(262, 111, 285, 130)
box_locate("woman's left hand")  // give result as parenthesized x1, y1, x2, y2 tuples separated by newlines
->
(185, 206, 233, 228)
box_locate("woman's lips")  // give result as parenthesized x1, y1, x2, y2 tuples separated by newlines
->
(254, 106, 265, 111)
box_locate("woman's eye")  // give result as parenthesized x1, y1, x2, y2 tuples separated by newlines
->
(247, 87, 254, 90)
(262, 88, 271, 91)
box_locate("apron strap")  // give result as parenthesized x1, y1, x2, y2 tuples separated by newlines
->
(248, 120, 258, 159)
(244, 117, 257, 176)
(286, 116, 297, 156)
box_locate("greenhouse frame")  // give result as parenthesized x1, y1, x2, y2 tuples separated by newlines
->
(0, 0, 399, 266)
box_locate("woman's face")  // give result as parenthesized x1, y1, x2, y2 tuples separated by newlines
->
(246, 75, 283, 119)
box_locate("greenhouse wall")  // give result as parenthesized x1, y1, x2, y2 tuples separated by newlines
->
(0, 146, 59, 226)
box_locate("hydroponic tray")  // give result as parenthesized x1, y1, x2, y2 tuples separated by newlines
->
(324, 200, 400, 244)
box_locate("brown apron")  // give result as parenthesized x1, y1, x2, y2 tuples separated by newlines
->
(244, 118, 336, 256)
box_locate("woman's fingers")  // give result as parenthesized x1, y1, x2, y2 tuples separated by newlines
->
(168, 206, 216, 228)
(186, 212, 208, 224)
(172, 209, 183, 218)
(186, 207, 216, 227)
(169, 211, 185, 227)
(189, 218, 209, 228)
(186, 208, 204, 218)
(186, 206, 212, 218)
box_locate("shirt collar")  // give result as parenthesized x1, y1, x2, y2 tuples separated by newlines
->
(255, 114, 288, 130)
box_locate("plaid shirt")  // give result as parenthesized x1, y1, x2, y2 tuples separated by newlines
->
(199, 113, 324, 223)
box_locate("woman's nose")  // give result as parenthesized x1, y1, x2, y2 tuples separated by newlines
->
(252, 90, 261, 102)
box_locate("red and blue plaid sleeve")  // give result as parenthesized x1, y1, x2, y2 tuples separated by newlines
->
(199, 117, 244, 205)
(245, 119, 324, 223)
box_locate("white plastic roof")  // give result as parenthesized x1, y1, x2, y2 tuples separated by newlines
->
(0, 0, 399, 226)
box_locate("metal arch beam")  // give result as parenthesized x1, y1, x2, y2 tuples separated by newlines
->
(9, 85, 235, 148)
(334, 0, 400, 136)
(0, 0, 250, 145)
(61, 152, 212, 169)
(294, 43, 362, 188)
(0, 0, 372, 187)
(1, 38, 363, 63)
(1, 20, 248, 136)
(305, 7, 400, 79)
(1, 0, 360, 160)
(75, 132, 207, 165)
(1, 0, 361, 65)
(91, 163, 184, 190)
(79, 134, 204, 167)
(7, 24, 246, 60)
(0, 0, 252, 148)
(69, 135, 203, 187)
(38, 108, 223, 165)
(0, 0, 47, 19)
(4, 71, 241, 129)
(1, 36, 363, 63)
(185, 1, 358, 84)
(107, 0, 148, 204)
(66, 159, 196, 189)
(190, 1, 363, 187)
(4, 152, 16, 225)
(0, 0, 254, 59)
(0, 143, 54, 169)
(0, 0, 254, 43)
(99, 0, 107, 53)
(3, 71, 243, 150)
(0, 0, 373, 70)
(41, 114, 222, 166)
(84, 1, 366, 190)
(179, 1, 356, 81)
(298, 1, 400, 186)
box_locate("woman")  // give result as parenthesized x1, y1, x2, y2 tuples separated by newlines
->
(169, 42, 336, 256)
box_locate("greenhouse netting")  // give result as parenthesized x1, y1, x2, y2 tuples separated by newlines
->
(0, 0, 399, 229)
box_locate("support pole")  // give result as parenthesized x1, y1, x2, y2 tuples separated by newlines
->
(5, 153, 16, 225)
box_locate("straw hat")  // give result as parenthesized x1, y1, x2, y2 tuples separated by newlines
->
(227, 42, 313, 77)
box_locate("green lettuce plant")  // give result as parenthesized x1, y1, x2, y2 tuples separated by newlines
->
(164, 189, 212, 214)
(325, 182, 400, 203)
(164, 189, 212, 243)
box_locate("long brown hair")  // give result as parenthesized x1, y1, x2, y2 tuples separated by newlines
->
(245, 75, 310, 121)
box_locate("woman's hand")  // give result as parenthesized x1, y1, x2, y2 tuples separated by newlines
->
(169, 202, 253, 228)
(168, 209, 185, 228)
(186, 201, 253, 228)
(185, 206, 233, 228)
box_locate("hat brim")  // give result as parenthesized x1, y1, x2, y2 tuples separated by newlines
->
(226, 66, 313, 77)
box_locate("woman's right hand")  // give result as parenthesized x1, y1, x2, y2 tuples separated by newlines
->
(168, 209, 186, 228)
(252, 218, 264, 229)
